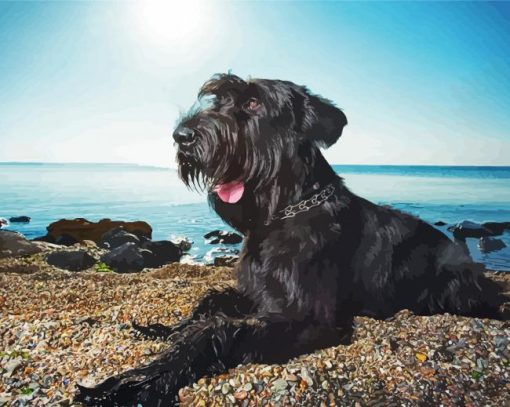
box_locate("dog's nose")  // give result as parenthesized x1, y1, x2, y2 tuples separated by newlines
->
(173, 126, 196, 145)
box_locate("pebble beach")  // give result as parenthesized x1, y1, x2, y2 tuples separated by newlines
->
(0, 245, 509, 406)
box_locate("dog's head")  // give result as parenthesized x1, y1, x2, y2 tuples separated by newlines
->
(173, 73, 347, 207)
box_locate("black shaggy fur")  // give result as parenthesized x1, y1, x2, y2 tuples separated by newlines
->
(76, 74, 508, 406)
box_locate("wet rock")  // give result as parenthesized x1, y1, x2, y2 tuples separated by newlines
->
(100, 228, 140, 250)
(214, 255, 239, 267)
(45, 250, 96, 272)
(141, 240, 181, 267)
(448, 220, 510, 240)
(204, 230, 243, 245)
(434, 221, 447, 226)
(448, 221, 492, 240)
(0, 230, 42, 258)
(9, 216, 31, 223)
(32, 234, 56, 244)
(55, 234, 79, 247)
(100, 242, 145, 273)
(482, 221, 510, 236)
(44, 218, 152, 244)
(204, 247, 239, 264)
(0, 218, 8, 228)
(171, 237, 193, 252)
(478, 237, 506, 253)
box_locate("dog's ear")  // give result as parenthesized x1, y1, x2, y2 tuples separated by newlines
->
(295, 86, 348, 148)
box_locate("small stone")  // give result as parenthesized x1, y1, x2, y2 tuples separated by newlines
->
(415, 352, 427, 363)
(221, 383, 231, 395)
(271, 378, 288, 393)
(3, 357, 22, 377)
(178, 388, 191, 403)
(234, 390, 248, 400)
(241, 382, 253, 392)
(300, 367, 314, 386)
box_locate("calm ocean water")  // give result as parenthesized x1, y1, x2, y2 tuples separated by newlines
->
(1, 163, 509, 271)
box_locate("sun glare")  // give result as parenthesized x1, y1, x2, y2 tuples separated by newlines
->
(136, 1, 212, 48)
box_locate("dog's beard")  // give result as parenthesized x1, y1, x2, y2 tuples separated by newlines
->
(176, 153, 209, 192)
(176, 144, 247, 203)
(176, 123, 290, 207)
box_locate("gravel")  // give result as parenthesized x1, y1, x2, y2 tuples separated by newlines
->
(0, 249, 509, 406)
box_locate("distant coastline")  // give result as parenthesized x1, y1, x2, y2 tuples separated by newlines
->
(0, 161, 174, 170)
(1, 161, 510, 170)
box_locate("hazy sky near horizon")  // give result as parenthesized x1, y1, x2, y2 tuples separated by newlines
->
(0, 1, 509, 167)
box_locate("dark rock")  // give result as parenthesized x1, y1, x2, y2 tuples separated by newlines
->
(32, 234, 56, 243)
(79, 317, 99, 326)
(482, 222, 510, 236)
(171, 237, 193, 252)
(100, 228, 140, 249)
(55, 234, 79, 246)
(45, 250, 96, 271)
(0, 218, 8, 228)
(448, 220, 510, 240)
(9, 216, 31, 223)
(33, 233, 77, 247)
(204, 230, 243, 245)
(101, 242, 145, 273)
(141, 240, 182, 268)
(434, 221, 447, 226)
(45, 218, 152, 244)
(0, 231, 42, 258)
(432, 346, 454, 362)
(214, 255, 239, 267)
(448, 221, 492, 240)
(478, 237, 507, 253)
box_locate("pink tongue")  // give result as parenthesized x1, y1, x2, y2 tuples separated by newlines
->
(214, 182, 245, 203)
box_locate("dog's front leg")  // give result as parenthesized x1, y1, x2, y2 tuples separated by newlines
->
(76, 314, 346, 406)
(132, 286, 254, 340)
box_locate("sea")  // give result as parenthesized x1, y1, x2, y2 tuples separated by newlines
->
(1, 163, 509, 271)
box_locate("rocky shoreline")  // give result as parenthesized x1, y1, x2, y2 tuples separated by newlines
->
(0, 219, 509, 406)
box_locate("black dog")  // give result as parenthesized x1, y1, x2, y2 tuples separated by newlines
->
(76, 74, 507, 405)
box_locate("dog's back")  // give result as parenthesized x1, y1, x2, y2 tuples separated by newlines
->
(332, 181, 507, 320)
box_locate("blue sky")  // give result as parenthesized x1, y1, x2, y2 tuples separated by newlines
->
(0, 1, 509, 166)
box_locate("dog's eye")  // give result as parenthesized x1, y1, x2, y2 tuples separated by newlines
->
(246, 98, 259, 111)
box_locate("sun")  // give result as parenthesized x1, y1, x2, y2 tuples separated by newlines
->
(135, 1, 212, 48)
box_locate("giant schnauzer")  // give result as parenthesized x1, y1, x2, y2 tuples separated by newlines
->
(76, 74, 507, 405)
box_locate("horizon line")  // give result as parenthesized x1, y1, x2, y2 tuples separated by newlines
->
(1, 161, 510, 169)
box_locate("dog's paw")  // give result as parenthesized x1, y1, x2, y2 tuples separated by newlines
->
(75, 370, 180, 406)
